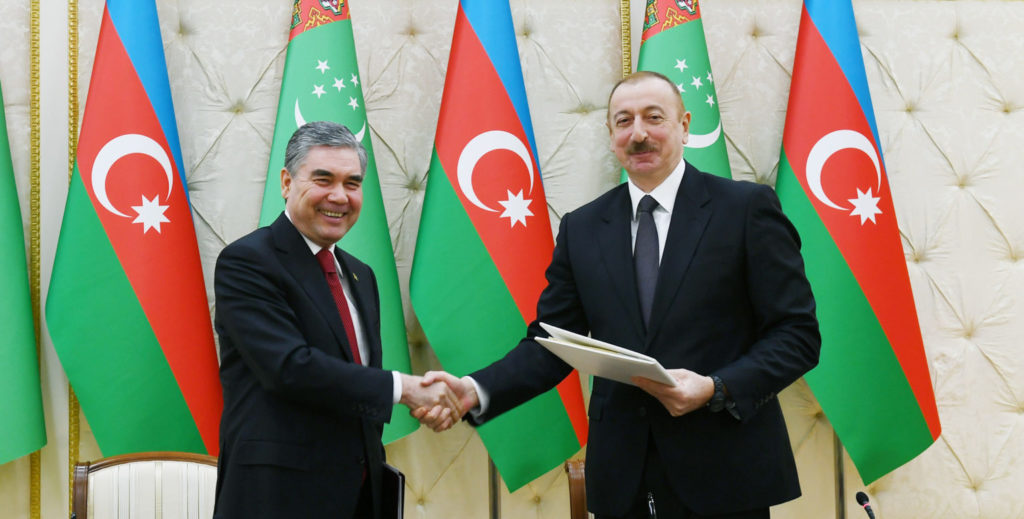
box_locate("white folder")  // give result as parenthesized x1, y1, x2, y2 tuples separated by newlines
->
(537, 322, 676, 387)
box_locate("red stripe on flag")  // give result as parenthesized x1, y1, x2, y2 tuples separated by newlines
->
(641, 0, 702, 43)
(77, 11, 222, 454)
(783, 8, 939, 437)
(435, 8, 587, 446)
(434, 8, 553, 325)
(555, 376, 588, 446)
(289, 0, 350, 41)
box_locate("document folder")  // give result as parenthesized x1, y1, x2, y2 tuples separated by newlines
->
(537, 322, 676, 387)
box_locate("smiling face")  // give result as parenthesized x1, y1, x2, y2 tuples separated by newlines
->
(281, 145, 364, 248)
(607, 74, 691, 191)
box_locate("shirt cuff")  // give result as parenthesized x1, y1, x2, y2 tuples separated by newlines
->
(391, 371, 402, 405)
(465, 375, 489, 419)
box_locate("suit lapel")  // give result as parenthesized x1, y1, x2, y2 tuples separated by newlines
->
(647, 163, 711, 343)
(336, 251, 382, 368)
(596, 186, 647, 343)
(270, 214, 351, 361)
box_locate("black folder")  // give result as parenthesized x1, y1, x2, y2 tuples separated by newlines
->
(382, 463, 405, 519)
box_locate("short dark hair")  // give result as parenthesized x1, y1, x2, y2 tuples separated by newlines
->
(607, 70, 687, 119)
(283, 121, 368, 175)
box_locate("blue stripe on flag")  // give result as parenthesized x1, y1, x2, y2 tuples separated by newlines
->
(460, 0, 543, 175)
(804, 0, 883, 150)
(106, 0, 189, 192)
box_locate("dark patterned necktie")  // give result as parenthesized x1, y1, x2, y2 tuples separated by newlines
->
(635, 195, 660, 328)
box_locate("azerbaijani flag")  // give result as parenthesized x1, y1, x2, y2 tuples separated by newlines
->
(0, 79, 46, 464)
(775, 0, 941, 483)
(410, 0, 587, 491)
(47, 0, 221, 456)
(258, 0, 416, 444)
(636, 0, 730, 179)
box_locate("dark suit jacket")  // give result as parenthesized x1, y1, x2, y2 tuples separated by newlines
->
(212, 214, 394, 519)
(470, 163, 821, 516)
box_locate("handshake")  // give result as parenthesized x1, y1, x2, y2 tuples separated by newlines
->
(398, 371, 480, 432)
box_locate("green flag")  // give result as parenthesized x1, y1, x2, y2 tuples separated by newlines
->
(0, 80, 47, 465)
(259, 0, 416, 443)
(631, 0, 731, 180)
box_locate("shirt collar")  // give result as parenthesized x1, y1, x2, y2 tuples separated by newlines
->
(627, 158, 686, 219)
(284, 210, 336, 257)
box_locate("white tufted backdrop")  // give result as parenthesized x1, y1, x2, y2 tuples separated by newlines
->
(1, 1, 1022, 518)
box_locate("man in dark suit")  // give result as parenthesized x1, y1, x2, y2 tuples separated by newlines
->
(423, 71, 821, 518)
(213, 121, 459, 518)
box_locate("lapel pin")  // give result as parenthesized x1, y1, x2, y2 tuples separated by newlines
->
(353, 273, 359, 282)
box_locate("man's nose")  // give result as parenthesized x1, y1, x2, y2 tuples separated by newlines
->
(630, 119, 648, 142)
(326, 184, 349, 203)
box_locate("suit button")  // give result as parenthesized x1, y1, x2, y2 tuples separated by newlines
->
(637, 406, 647, 417)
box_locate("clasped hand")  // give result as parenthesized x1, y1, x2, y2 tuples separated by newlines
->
(399, 372, 478, 432)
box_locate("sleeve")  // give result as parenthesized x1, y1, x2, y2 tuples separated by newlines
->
(468, 213, 584, 423)
(713, 184, 822, 422)
(214, 241, 395, 422)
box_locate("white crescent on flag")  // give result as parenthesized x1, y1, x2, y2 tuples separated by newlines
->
(456, 130, 535, 213)
(805, 129, 881, 210)
(90, 133, 174, 218)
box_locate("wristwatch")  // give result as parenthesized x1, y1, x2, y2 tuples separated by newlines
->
(707, 375, 729, 413)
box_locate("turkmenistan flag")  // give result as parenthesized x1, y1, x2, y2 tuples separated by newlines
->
(631, 0, 730, 180)
(410, 0, 588, 491)
(258, 0, 416, 444)
(47, 0, 222, 456)
(0, 80, 46, 465)
(775, 0, 941, 483)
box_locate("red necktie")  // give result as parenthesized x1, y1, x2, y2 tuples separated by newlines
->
(315, 248, 363, 365)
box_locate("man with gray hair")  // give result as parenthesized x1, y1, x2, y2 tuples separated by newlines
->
(213, 121, 458, 518)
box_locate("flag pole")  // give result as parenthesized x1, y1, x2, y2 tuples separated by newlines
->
(834, 430, 846, 519)
(488, 456, 501, 519)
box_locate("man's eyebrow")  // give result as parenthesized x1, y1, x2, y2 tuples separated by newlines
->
(611, 105, 666, 118)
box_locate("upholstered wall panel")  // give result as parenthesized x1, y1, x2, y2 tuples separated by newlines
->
(3, 1, 1023, 518)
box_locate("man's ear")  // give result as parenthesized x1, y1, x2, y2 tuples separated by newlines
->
(680, 111, 692, 145)
(280, 168, 291, 199)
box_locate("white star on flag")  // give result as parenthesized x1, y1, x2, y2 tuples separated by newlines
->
(705, 94, 715, 107)
(848, 187, 883, 225)
(707, 71, 714, 83)
(674, 58, 688, 73)
(316, 59, 330, 73)
(332, 77, 346, 91)
(350, 73, 359, 87)
(676, 83, 685, 93)
(690, 75, 703, 89)
(498, 189, 533, 228)
(348, 97, 359, 110)
(312, 84, 326, 98)
(131, 194, 170, 233)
